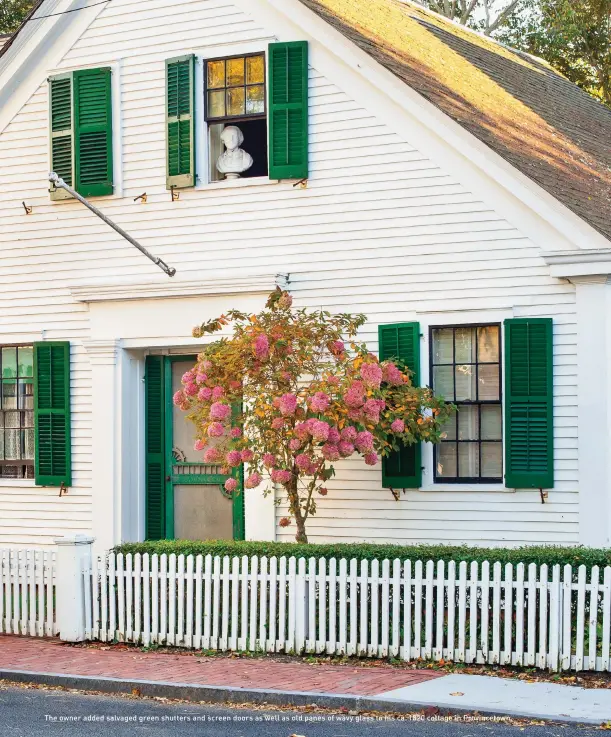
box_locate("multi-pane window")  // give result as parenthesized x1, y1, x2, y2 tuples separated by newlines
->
(431, 325, 502, 483)
(0, 346, 34, 479)
(205, 54, 268, 181)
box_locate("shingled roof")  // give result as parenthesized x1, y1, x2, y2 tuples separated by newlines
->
(298, 0, 611, 242)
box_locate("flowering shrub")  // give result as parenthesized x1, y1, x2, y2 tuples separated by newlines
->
(176, 288, 453, 543)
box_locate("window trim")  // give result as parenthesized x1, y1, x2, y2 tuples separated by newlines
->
(429, 322, 504, 485)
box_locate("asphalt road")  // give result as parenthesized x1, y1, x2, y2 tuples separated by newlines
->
(0, 685, 601, 737)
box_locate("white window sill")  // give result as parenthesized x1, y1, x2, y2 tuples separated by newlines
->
(195, 176, 280, 191)
(419, 483, 512, 493)
(0, 479, 36, 488)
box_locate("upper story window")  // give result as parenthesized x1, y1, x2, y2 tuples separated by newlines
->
(431, 325, 503, 483)
(48, 68, 114, 200)
(0, 346, 34, 479)
(205, 54, 268, 181)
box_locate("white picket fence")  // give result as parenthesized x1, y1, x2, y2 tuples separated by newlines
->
(82, 553, 611, 672)
(0, 548, 57, 636)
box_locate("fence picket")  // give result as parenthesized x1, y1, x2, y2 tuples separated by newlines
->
(185, 555, 193, 649)
(457, 561, 466, 662)
(117, 554, 125, 642)
(176, 555, 185, 647)
(424, 561, 433, 660)
(318, 557, 327, 654)
(328, 558, 337, 655)
(203, 555, 212, 649)
(515, 563, 524, 666)
(159, 554, 168, 645)
(239, 555, 248, 651)
(370, 559, 380, 658)
(502, 563, 513, 666)
(380, 559, 390, 658)
(447, 560, 456, 662)
(194, 555, 203, 650)
(588, 566, 599, 671)
(221, 556, 230, 651)
(142, 554, 150, 648)
(287, 557, 296, 652)
(109, 554, 117, 643)
(307, 557, 316, 653)
(561, 564, 572, 671)
(349, 558, 358, 657)
(0, 550, 5, 633)
(434, 560, 444, 661)
(167, 554, 176, 646)
(212, 555, 222, 650)
(602, 567, 611, 672)
(27, 551, 36, 637)
(258, 556, 268, 652)
(277, 556, 286, 651)
(527, 563, 536, 667)
(359, 559, 368, 657)
(296, 558, 306, 654)
(414, 560, 423, 659)
(40, 551, 50, 638)
(230, 556, 239, 651)
(269, 557, 279, 652)
(468, 562, 478, 664)
(151, 554, 159, 645)
(403, 560, 412, 661)
(491, 562, 501, 665)
(391, 559, 400, 658)
(125, 554, 134, 643)
(538, 564, 548, 670)
(549, 565, 561, 671)
(82, 551, 91, 640)
(480, 561, 490, 664)
(339, 558, 348, 656)
(575, 565, 586, 671)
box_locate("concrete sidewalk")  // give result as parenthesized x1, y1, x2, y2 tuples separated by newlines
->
(1, 636, 610, 725)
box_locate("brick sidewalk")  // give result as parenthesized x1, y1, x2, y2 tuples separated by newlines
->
(0, 636, 441, 697)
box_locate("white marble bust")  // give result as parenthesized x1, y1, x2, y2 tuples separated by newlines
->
(216, 126, 253, 180)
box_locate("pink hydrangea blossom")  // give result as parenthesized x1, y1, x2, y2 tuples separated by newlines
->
(212, 386, 225, 400)
(229, 380, 242, 391)
(327, 427, 341, 444)
(364, 452, 379, 466)
(278, 292, 293, 309)
(254, 334, 269, 360)
(330, 340, 345, 355)
(363, 398, 385, 423)
(321, 443, 340, 461)
(184, 382, 198, 397)
(230, 427, 242, 438)
(224, 478, 238, 493)
(355, 431, 374, 452)
(318, 487, 328, 496)
(289, 438, 302, 451)
(360, 362, 383, 388)
(271, 417, 285, 430)
(280, 371, 292, 382)
(196, 373, 208, 384)
(241, 449, 254, 463)
(204, 447, 221, 463)
(207, 422, 225, 438)
(181, 371, 195, 384)
(210, 402, 231, 421)
(245, 472, 262, 489)
(198, 387, 213, 401)
(200, 360, 212, 371)
(173, 390, 185, 406)
(310, 420, 330, 442)
(263, 453, 276, 468)
(295, 453, 312, 471)
(344, 381, 365, 408)
(341, 426, 358, 442)
(347, 408, 364, 422)
(194, 439, 206, 451)
(226, 450, 242, 467)
(271, 469, 292, 485)
(391, 419, 405, 433)
(294, 422, 310, 441)
(338, 441, 355, 458)
(277, 393, 298, 415)
(383, 362, 404, 385)
(309, 391, 330, 413)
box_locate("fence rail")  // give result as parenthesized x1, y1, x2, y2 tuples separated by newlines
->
(83, 553, 611, 672)
(0, 548, 57, 637)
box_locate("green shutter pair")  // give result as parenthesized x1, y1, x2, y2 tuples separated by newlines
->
(49, 69, 113, 199)
(33, 342, 71, 487)
(165, 42, 309, 188)
(378, 319, 554, 490)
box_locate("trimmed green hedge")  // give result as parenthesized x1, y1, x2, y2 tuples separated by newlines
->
(114, 540, 611, 571)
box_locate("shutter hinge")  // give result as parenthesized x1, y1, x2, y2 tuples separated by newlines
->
(539, 488, 548, 504)
(59, 482, 68, 497)
(292, 178, 308, 189)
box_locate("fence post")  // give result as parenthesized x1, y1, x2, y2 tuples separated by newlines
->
(54, 535, 95, 642)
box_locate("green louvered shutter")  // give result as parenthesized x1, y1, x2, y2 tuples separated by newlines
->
(49, 75, 74, 201)
(145, 356, 166, 540)
(74, 67, 113, 197)
(34, 342, 71, 487)
(504, 318, 554, 489)
(166, 55, 195, 189)
(268, 41, 308, 180)
(379, 323, 422, 489)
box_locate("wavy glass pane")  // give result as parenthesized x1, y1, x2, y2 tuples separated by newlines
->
(5, 429, 19, 460)
(24, 429, 34, 460)
(18, 380, 33, 410)
(478, 326, 499, 362)
(481, 405, 502, 440)
(246, 85, 265, 114)
(207, 60, 225, 89)
(437, 443, 457, 478)
(455, 364, 476, 401)
(2, 381, 16, 410)
(226, 57, 244, 87)
(458, 442, 479, 477)
(2, 348, 16, 379)
(207, 90, 225, 119)
(458, 405, 479, 440)
(227, 87, 245, 116)
(481, 442, 502, 477)
(246, 55, 264, 84)
(478, 364, 500, 400)
(432, 328, 453, 364)
(433, 366, 454, 400)
(455, 327, 476, 363)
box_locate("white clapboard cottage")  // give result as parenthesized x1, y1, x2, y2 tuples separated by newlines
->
(0, 0, 610, 552)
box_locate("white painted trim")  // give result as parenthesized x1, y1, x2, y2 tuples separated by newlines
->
(239, 0, 611, 252)
(70, 272, 289, 302)
(544, 250, 611, 279)
(196, 176, 281, 191)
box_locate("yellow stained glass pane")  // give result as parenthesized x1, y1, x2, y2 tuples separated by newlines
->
(246, 55, 264, 84)
(207, 90, 225, 118)
(207, 60, 225, 89)
(227, 57, 245, 87)
(227, 87, 245, 116)
(246, 85, 265, 114)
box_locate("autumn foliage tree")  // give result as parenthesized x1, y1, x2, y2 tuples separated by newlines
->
(174, 289, 453, 544)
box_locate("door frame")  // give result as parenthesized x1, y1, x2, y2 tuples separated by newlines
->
(145, 354, 244, 541)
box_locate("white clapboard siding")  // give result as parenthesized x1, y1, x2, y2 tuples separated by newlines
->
(0, 0, 578, 548)
(0, 548, 57, 636)
(81, 553, 611, 672)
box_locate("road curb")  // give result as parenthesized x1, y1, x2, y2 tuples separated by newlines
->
(0, 669, 605, 726)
